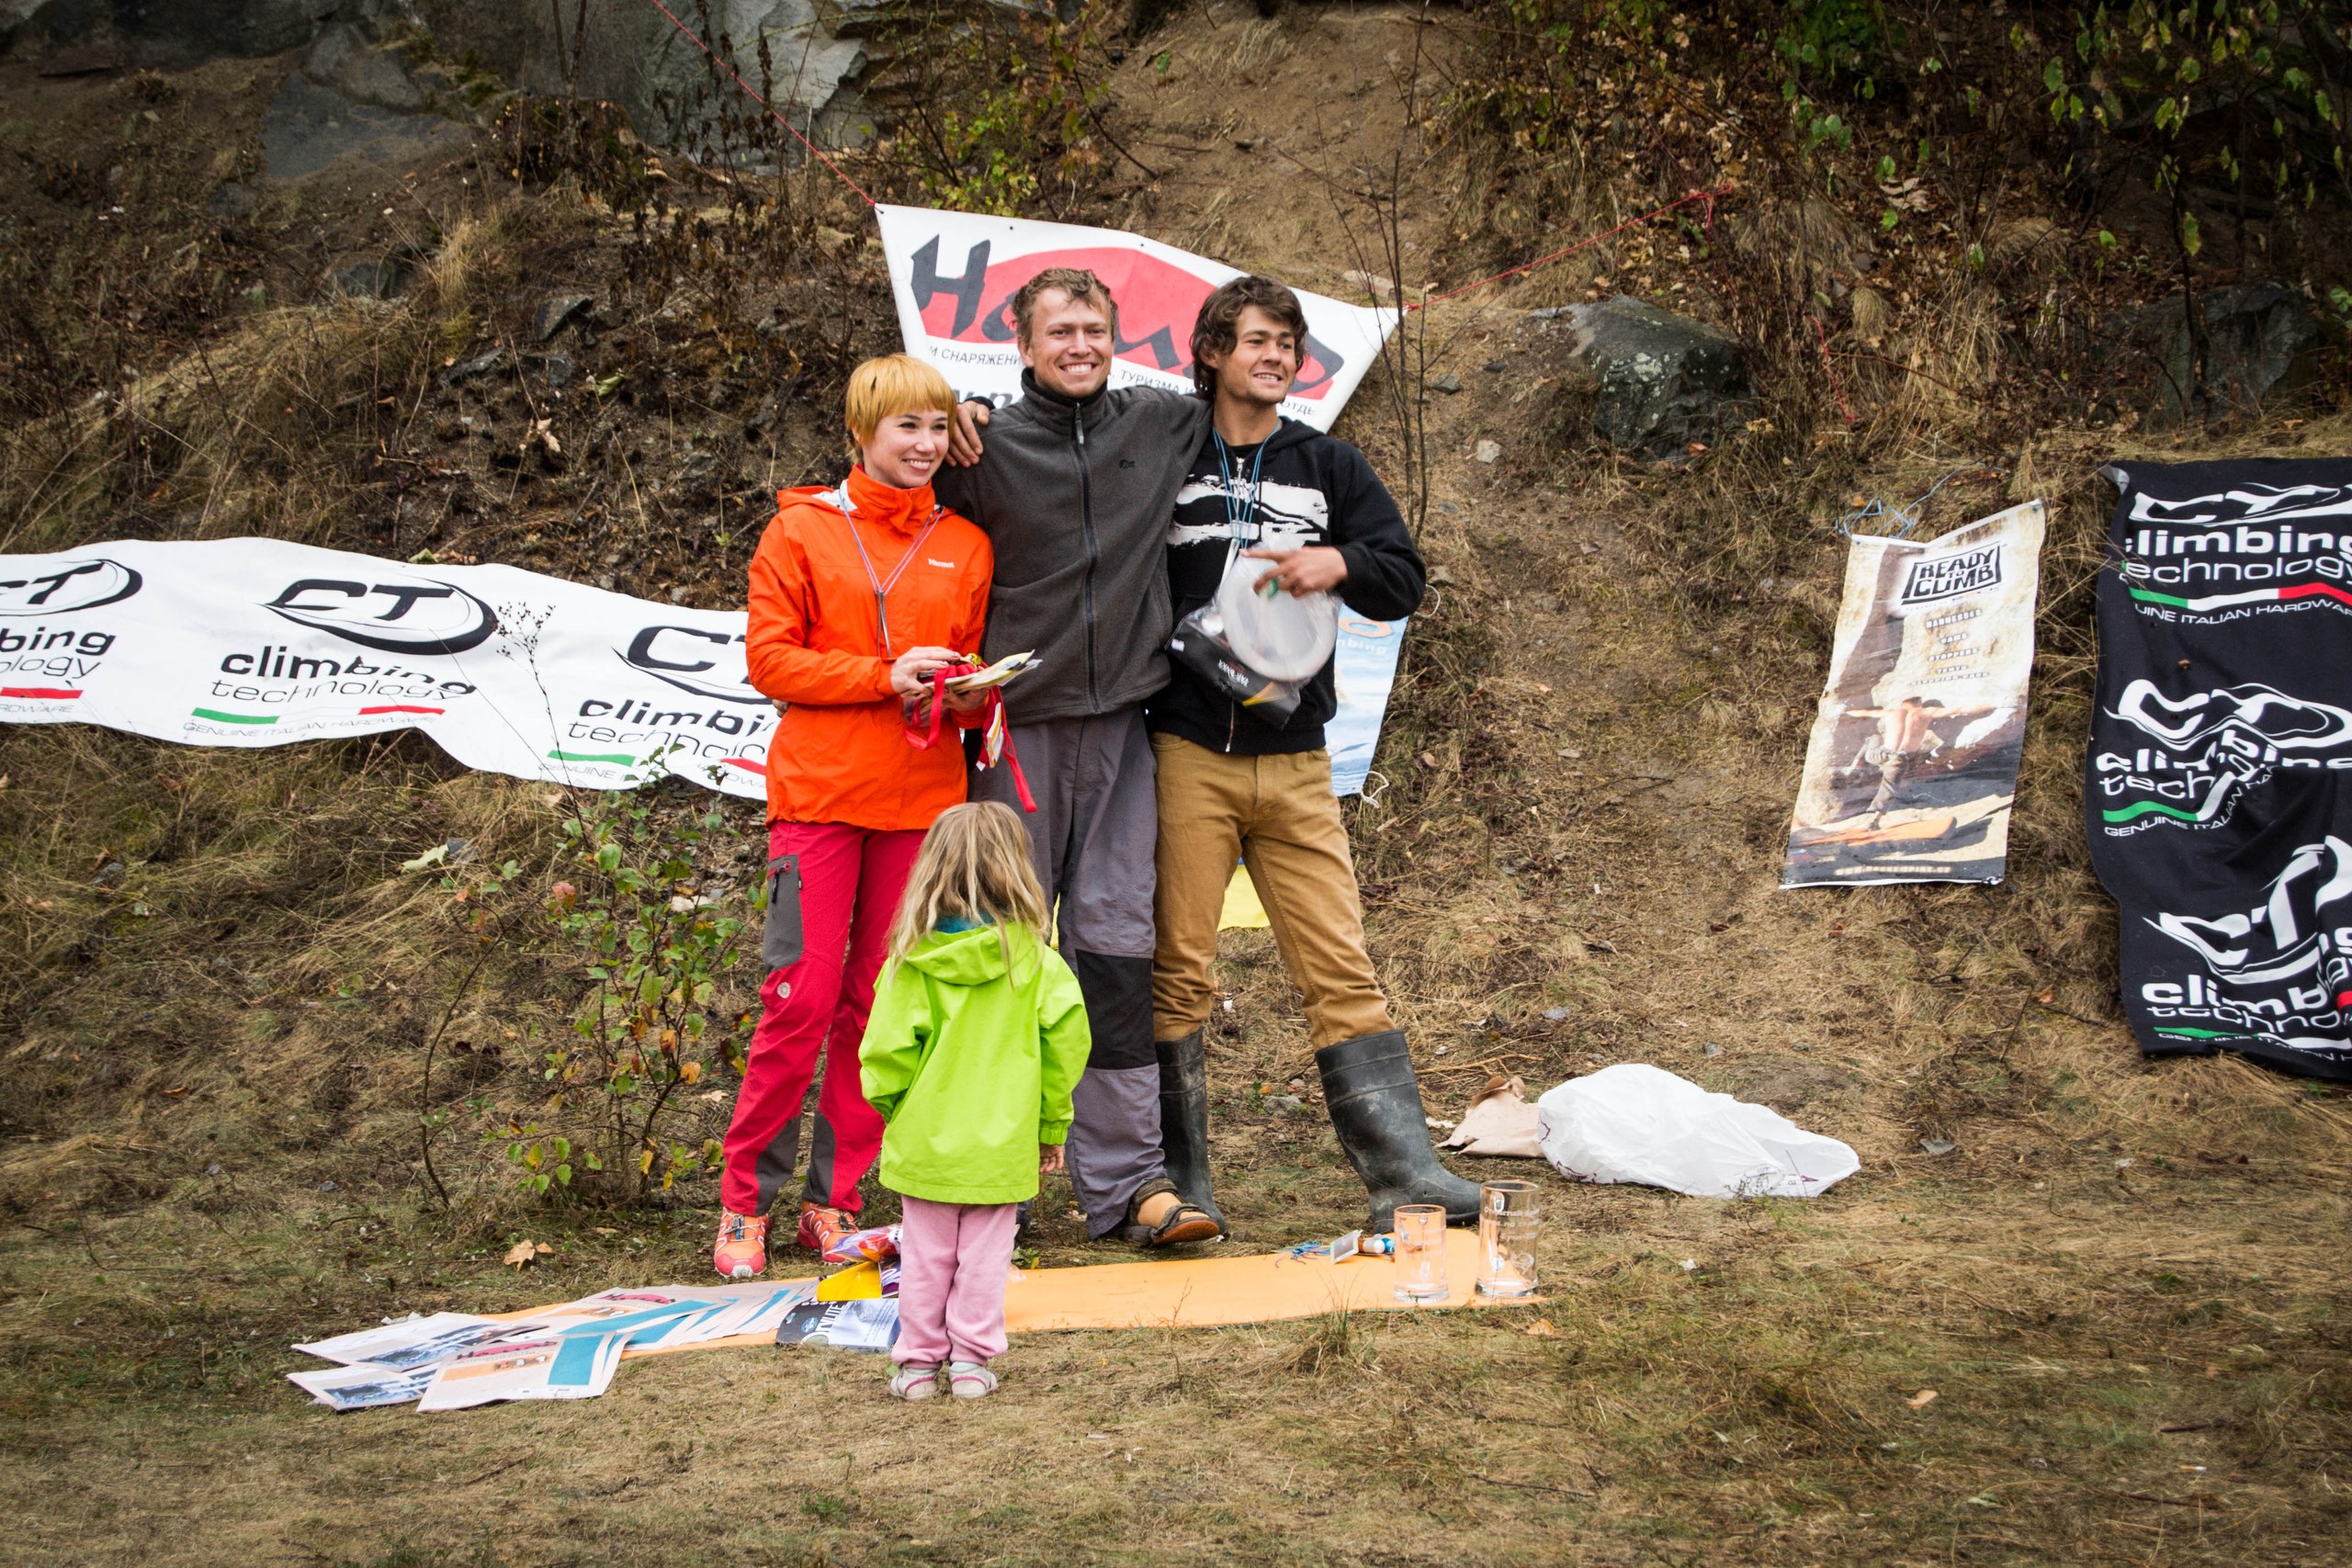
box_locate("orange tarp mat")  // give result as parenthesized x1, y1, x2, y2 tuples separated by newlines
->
(1002, 1226, 1521, 1331)
(504, 1229, 1526, 1359)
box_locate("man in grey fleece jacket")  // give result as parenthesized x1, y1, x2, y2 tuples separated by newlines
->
(933, 268, 1223, 1247)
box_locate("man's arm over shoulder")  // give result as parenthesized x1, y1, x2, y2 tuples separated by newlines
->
(1103, 384, 1211, 444)
(1326, 442, 1426, 622)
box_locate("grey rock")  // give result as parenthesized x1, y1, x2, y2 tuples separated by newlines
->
(301, 20, 425, 112)
(262, 73, 470, 181)
(413, 0, 872, 151)
(25, 0, 329, 66)
(534, 294, 594, 343)
(540, 353, 578, 387)
(207, 181, 257, 220)
(330, 256, 409, 299)
(2127, 282, 2322, 427)
(1428, 371, 1463, 394)
(1553, 296, 1754, 458)
(1919, 1138, 1956, 1156)
(440, 348, 510, 387)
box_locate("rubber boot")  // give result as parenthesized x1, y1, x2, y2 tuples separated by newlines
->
(1155, 1029, 1227, 1237)
(1316, 1029, 1483, 1229)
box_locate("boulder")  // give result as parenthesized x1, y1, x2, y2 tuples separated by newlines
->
(411, 0, 872, 150)
(261, 72, 470, 180)
(1543, 296, 1754, 458)
(533, 295, 595, 343)
(2128, 282, 2322, 427)
(301, 19, 426, 112)
(13, 0, 331, 64)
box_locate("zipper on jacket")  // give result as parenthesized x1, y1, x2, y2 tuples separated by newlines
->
(1074, 405, 1101, 714)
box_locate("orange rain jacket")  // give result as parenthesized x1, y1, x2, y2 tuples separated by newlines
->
(746, 465, 992, 830)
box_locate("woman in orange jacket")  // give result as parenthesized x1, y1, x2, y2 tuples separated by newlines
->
(716, 355, 993, 1279)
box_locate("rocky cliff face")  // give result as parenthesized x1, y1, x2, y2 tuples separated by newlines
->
(6, 0, 875, 149)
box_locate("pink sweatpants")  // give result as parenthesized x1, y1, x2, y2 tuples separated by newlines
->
(891, 1196, 1019, 1367)
(720, 820, 925, 1217)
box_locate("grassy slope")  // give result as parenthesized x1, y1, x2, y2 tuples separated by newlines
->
(3, 4, 2350, 1564)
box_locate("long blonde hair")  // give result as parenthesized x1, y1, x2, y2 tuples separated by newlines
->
(887, 801, 1051, 969)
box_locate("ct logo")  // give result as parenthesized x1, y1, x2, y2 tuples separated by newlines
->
(0, 558, 143, 615)
(265, 574, 499, 654)
(618, 625, 762, 704)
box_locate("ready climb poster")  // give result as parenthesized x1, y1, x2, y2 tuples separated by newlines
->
(2086, 457, 2352, 1082)
(1781, 500, 2045, 887)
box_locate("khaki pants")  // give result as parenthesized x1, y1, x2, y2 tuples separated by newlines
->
(1150, 734, 1394, 1049)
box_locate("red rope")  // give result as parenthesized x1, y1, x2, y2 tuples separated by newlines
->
(1809, 313, 1857, 424)
(638, 0, 877, 207)
(1410, 184, 1731, 310)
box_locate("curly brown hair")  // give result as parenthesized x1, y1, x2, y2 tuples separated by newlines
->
(1188, 276, 1307, 397)
(1011, 267, 1119, 344)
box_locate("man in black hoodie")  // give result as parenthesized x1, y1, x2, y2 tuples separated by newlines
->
(1146, 275, 1481, 1232)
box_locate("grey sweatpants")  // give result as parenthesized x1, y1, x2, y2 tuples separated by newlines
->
(972, 705, 1164, 1237)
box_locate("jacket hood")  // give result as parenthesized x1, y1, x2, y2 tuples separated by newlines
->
(1216, 414, 1317, 457)
(901, 924, 1034, 987)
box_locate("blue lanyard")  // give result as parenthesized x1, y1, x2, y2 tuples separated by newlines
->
(1211, 432, 1268, 570)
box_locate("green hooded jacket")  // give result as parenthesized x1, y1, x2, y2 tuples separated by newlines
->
(858, 924, 1092, 1205)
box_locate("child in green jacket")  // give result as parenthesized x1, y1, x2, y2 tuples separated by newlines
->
(860, 801, 1091, 1401)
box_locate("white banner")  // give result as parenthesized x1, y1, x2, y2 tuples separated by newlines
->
(1, 536, 1400, 799)
(874, 203, 1397, 432)
(0, 537, 772, 798)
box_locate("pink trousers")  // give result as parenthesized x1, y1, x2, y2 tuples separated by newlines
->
(719, 820, 925, 1217)
(891, 1196, 1019, 1367)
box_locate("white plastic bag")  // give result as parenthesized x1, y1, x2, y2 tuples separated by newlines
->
(1534, 1063, 1860, 1199)
(1213, 557, 1337, 682)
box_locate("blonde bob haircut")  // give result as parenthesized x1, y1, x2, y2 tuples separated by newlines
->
(843, 353, 959, 447)
(887, 801, 1052, 971)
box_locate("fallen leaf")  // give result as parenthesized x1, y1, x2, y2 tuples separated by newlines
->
(593, 1226, 619, 1236)
(1908, 1388, 1939, 1408)
(503, 1241, 540, 1269)
(401, 843, 451, 873)
(1524, 1317, 1557, 1337)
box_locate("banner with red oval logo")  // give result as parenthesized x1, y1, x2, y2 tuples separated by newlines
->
(876, 204, 1396, 428)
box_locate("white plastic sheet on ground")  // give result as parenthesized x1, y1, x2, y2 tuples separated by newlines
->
(1533, 1063, 1860, 1199)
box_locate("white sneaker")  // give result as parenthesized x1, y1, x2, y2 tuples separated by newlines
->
(948, 1360, 997, 1400)
(888, 1362, 941, 1401)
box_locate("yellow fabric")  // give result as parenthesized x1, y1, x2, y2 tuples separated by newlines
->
(814, 1259, 885, 1301)
(1217, 863, 1268, 930)
(509, 1230, 1526, 1359)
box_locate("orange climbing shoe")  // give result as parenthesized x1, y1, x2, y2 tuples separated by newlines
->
(713, 1209, 768, 1280)
(796, 1202, 851, 1255)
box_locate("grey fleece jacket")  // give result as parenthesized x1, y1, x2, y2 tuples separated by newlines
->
(933, 372, 1210, 724)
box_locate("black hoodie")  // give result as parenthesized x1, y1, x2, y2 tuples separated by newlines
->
(1145, 417, 1425, 755)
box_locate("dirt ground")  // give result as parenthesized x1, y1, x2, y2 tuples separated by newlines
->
(3, 4, 2350, 1565)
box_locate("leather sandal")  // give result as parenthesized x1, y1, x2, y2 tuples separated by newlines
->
(1117, 1178, 1224, 1247)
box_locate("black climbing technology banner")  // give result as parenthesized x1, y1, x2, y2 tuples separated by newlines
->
(2086, 457, 2352, 1082)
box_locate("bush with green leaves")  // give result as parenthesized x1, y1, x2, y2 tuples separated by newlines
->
(500, 781, 756, 1201)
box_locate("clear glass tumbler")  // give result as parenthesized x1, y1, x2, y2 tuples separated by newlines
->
(1391, 1203, 1450, 1303)
(1475, 1180, 1540, 1298)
